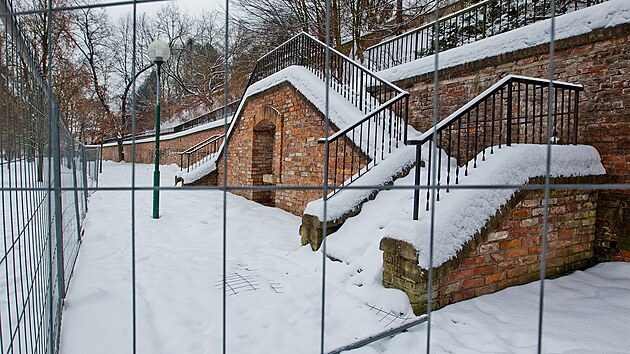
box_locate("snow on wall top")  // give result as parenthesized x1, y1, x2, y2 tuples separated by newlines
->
(244, 66, 368, 132)
(89, 117, 232, 149)
(378, 0, 630, 83)
(177, 66, 378, 184)
(384, 144, 605, 269)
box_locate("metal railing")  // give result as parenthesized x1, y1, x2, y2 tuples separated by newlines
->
(0, 0, 100, 353)
(365, 0, 607, 72)
(184, 32, 410, 196)
(320, 94, 409, 193)
(179, 134, 224, 173)
(411, 75, 583, 218)
(172, 100, 240, 132)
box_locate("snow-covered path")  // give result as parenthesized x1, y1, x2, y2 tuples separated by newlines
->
(59, 161, 630, 353)
(58, 161, 413, 354)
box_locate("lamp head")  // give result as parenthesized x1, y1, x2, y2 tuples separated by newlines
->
(148, 40, 171, 64)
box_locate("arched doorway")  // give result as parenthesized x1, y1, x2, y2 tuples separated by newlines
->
(251, 106, 281, 206)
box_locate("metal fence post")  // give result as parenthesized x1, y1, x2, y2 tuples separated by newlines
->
(50, 103, 66, 352)
(82, 145, 89, 212)
(71, 141, 82, 241)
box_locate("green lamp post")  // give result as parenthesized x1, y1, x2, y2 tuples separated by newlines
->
(147, 39, 170, 219)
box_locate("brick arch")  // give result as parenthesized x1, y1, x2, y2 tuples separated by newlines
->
(251, 105, 282, 206)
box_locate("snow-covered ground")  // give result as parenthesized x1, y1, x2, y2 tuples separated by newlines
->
(59, 161, 629, 353)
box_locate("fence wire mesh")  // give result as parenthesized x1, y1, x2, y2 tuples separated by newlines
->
(1, 0, 627, 353)
(0, 0, 100, 352)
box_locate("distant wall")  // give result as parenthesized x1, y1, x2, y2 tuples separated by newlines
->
(390, 23, 630, 263)
(100, 125, 225, 166)
(381, 176, 601, 315)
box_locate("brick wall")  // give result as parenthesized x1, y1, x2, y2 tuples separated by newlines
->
(392, 24, 630, 263)
(100, 125, 225, 167)
(380, 176, 601, 315)
(214, 82, 365, 216)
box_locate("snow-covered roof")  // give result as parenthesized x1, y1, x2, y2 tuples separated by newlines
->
(378, 0, 630, 83)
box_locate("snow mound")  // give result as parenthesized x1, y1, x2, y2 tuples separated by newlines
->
(245, 66, 367, 132)
(379, 0, 630, 82)
(386, 144, 605, 269)
(304, 143, 455, 222)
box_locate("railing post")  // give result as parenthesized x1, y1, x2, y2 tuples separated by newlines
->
(359, 72, 364, 112)
(574, 90, 579, 145)
(506, 81, 513, 146)
(412, 144, 421, 220)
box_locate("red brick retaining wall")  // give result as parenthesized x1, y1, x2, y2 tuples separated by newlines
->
(215, 82, 365, 215)
(380, 176, 601, 315)
(391, 23, 630, 264)
(100, 125, 225, 166)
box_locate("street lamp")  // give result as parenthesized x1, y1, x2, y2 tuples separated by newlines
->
(148, 39, 170, 219)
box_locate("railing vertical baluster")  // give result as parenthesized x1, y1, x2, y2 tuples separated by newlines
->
(560, 88, 565, 144)
(456, 114, 461, 184)
(574, 90, 580, 145)
(499, 87, 504, 148)
(474, 105, 479, 168)
(350, 130, 355, 182)
(447, 125, 451, 192)
(334, 141, 339, 187)
(567, 90, 572, 145)
(359, 70, 364, 113)
(538, 85, 548, 144)
(367, 114, 371, 160)
(491, 92, 496, 154)
(412, 145, 421, 220)
(388, 110, 393, 154)
(437, 131, 442, 201)
(525, 82, 529, 143)
(532, 83, 537, 144)
(425, 142, 432, 211)
(517, 81, 521, 144)
(481, 97, 488, 161)
(554, 84, 559, 141)
(341, 136, 348, 183)
(359, 123, 364, 178)
(465, 111, 470, 176)
(507, 80, 513, 146)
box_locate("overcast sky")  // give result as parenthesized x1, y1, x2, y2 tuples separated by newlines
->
(106, 0, 226, 20)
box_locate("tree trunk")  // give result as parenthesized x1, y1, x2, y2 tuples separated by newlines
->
(116, 135, 125, 162)
(396, 0, 404, 35)
(37, 151, 44, 182)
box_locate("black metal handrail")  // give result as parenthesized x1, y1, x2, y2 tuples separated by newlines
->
(319, 93, 409, 194)
(365, 0, 608, 72)
(254, 32, 411, 195)
(253, 32, 406, 116)
(411, 75, 584, 218)
(183, 32, 410, 196)
(179, 134, 224, 173)
(172, 100, 240, 132)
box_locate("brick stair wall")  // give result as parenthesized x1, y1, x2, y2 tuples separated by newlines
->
(380, 175, 604, 315)
(389, 23, 630, 264)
